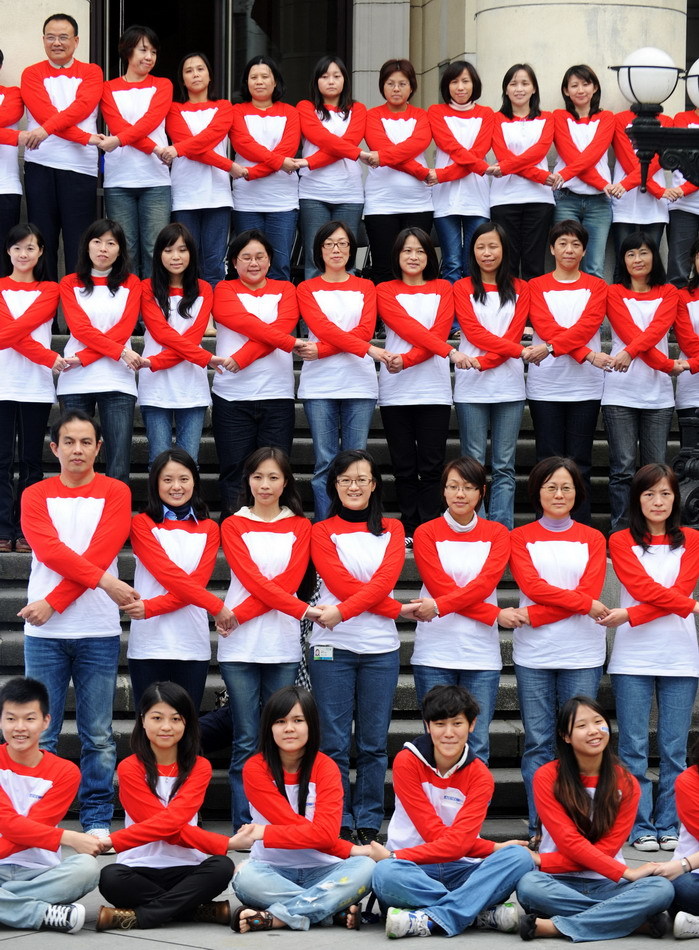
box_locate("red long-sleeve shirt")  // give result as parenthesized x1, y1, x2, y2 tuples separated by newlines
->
(377, 279, 453, 366)
(21, 59, 102, 145)
(296, 99, 365, 169)
(553, 109, 614, 191)
(676, 287, 699, 374)
(212, 278, 298, 369)
(59, 273, 141, 366)
(165, 99, 234, 171)
(364, 103, 432, 181)
(0, 278, 60, 367)
(428, 102, 494, 183)
(491, 111, 554, 185)
(140, 279, 213, 371)
(0, 85, 23, 146)
(606, 282, 677, 373)
(100, 75, 173, 154)
(528, 271, 607, 363)
(230, 101, 300, 180)
(454, 278, 529, 370)
(297, 274, 376, 359)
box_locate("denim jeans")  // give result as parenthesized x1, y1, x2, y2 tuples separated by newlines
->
(528, 399, 600, 525)
(455, 400, 525, 530)
(211, 395, 294, 517)
(0, 854, 99, 930)
(302, 398, 376, 521)
(517, 870, 674, 942)
(553, 189, 612, 279)
(24, 635, 120, 831)
(172, 207, 231, 287)
(489, 203, 554, 280)
(433, 214, 489, 283)
(673, 868, 699, 914)
(612, 674, 698, 841)
(233, 856, 375, 930)
(602, 405, 674, 533)
(309, 647, 399, 830)
(372, 847, 535, 937)
(140, 405, 208, 468)
(128, 657, 210, 714)
(0, 401, 51, 540)
(105, 185, 172, 279)
(380, 404, 450, 537)
(59, 391, 135, 485)
(298, 199, 364, 279)
(668, 209, 699, 288)
(233, 209, 298, 281)
(412, 666, 500, 765)
(515, 664, 604, 837)
(219, 661, 299, 828)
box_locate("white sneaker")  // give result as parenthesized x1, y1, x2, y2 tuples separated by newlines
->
(674, 912, 699, 939)
(632, 835, 659, 852)
(41, 903, 86, 933)
(659, 835, 679, 851)
(386, 908, 432, 938)
(475, 901, 520, 933)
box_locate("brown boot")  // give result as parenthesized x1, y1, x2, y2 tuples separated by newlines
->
(96, 906, 138, 931)
(192, 901, 231, 925)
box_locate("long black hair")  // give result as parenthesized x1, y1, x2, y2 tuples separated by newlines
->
(5, 223, 48, 282)
(237, 447, 305, 516)
(687, 237, 699, 293)
(326, 449, 385, 536)
(145, 447, 209, 522)
(616, 231, 666, 289)
(131, 682, 200, 801)
(151, 222, 200, 319)
(309, 55, 353, 120)
(468, 222, 517, 306)
(500, 63, 541, 120)
(258, 686, 320, 818)
(75, 218, 130, 296)
(627, 463, 684, 552)
(391, 227, 439, 282)
(553, 696, 632, 842)
(561, 64, 602, 118)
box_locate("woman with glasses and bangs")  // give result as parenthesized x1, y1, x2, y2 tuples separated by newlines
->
(509, 457, 609, 848)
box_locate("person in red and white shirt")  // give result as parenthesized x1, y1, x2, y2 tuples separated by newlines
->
(428, 60, 492, 283)
(0, 224, 63, 553)
(602, 232, 684, 533)
(551, 65, 618, 279)
(526, 219, 608, 525)
(163, 52, 238, 288)
(666, 96, 699, 287)
(488, 63, 555, 280)
(454, 222, 529, 529)
(509, 457, 609, 843)
(675, 236, 699, 443)
(363, 58, 433, 284)
(97, 682, 242, 931)
(296, 55, 367, 279)
(516, 696, 674, 941)
(601, 464, 699, 853)
(230, 56, 300, 281)
(19, 410, 137, 837)
(123, 448, 235, 712)
(654, 757, 699, 936)
(99, 25, 172, 278)
(0, 52, 24, 270)
(21, 14, 103, 282)
(57, 218, 144, 484)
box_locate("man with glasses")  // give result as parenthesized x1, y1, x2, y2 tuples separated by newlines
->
(21, 13, 103, 280)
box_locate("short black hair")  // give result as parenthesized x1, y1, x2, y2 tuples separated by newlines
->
(313, 220, 357, 272)
(422, 684, 480, 724)
(561, 64, 602, 118)
(378, 59, 417, 101)
(549, 219, 588, 250)
(527, 456, 585, 517)
(617, 231, 667, 289)
(0, 49, 4, 69)
(440, 60, 481, 105)
(228, 228, 274, 274)
(118, 25, 160, 66)
(391, 227, 439, 281)
(50, 409, 101, 445)
(43, 13, 78, 35)
(441, 456, 487, 506)
(0, 676, 50, 717)
(240, 56, 285, 102)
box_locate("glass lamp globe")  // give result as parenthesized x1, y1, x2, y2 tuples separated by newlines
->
(687, 57, 699, 109)
(616, 47, 680, 104)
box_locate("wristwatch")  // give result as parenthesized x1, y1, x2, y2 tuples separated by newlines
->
(546, 343, 554, 356)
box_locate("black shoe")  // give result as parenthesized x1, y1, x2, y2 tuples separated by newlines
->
(356, 827, 380, 846)
(648, 911, 670, 938)
(519, 914, 537, 941)
(340, 826, 355, 843)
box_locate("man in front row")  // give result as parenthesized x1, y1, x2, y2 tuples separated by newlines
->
(0, 676, 102, 932)
(363, 685, 535, 938)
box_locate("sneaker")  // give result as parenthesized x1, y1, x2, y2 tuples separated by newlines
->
(648, 911, 670, 938)
(192, 901, 231, 925)
(96, 906, 138, 931)
(632, 835, 659, 851)
(84, 826, 114, 854)
(14, 536, 31, 553)
(674, 911, 699, 939)
(519, 914, 538, 942)
(404, 537, 413, 549)
(659, 835, 679, 851)
(475, 901, 520, 933)
(340, 826, 355, 843)
(356, 827, 381, 846)
(386, 908, 432, 939)
(41, 903, 85, 934)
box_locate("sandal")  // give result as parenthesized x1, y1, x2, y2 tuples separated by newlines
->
(333, 905, 361, 930)
(231, 906, 275, 932)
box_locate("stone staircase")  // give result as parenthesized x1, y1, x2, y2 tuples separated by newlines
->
(0, 333, 690, 822)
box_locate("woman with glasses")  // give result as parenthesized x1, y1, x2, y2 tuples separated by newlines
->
(509, 457, 609, 847)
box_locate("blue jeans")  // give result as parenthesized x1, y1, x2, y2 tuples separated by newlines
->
(105, 185, 172, 279)
(517, 870, 674, 942)
(140, 405, 208, 468)
(673, 867, 699, 914)
(0, 400, 51, 540)
(553, 189, 612, 279)
(299, 199, 364, 279)
(373, 847, 535, 937)
(211, 395, 294, 517)
(412, 666, 500, 765)
(309, 648, 399, 830)
(612, 674, 698, 841)
(433, 214, 489, 283)
(515, 664, 603, 837)
(455, 400, 525, 530)
(668, 209, 699, 288)
(24, 635, 120, 831)
(172, 207, 230, 287)
(302, 398, 376, 521)
(602, 405, 674, 533)
(233, 856, 375, 930)
(219, 661, 299, 828)
(233, 209, 298, 281)
(59, 391, 135, 485)
(0, 854, 99, 930)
